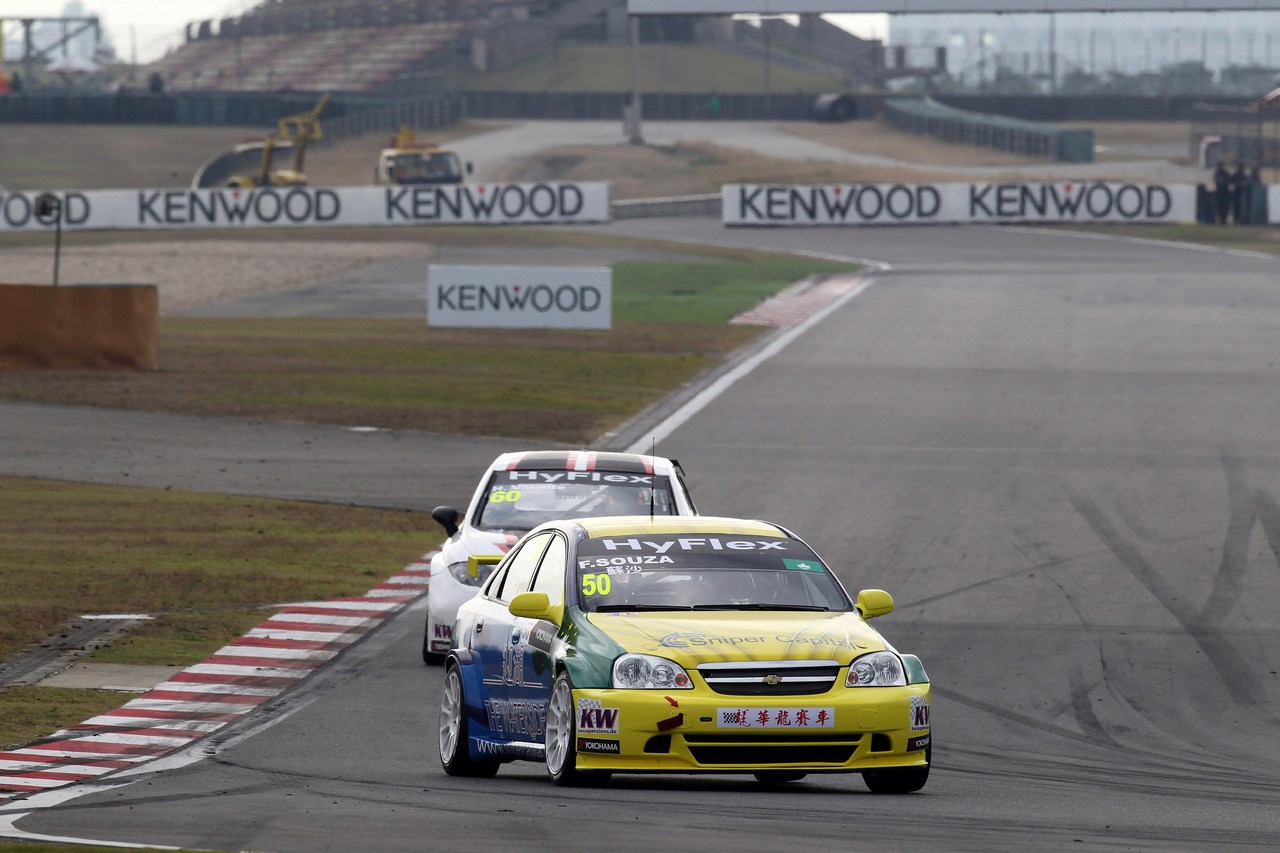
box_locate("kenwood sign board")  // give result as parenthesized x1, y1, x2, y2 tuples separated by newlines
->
(0, 183, 611, 232)
(723, 182, 1202, 226)
(427, 266, 612, 330)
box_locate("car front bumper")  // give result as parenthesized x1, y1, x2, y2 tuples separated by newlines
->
(426, 563, 483, 654)
(569, 684, 931, 773)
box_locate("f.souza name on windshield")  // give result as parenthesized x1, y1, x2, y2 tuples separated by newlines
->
(600, 537, 788, 553)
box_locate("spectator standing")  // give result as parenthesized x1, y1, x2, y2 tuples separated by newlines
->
(1196, 183, 1216, 224)
(1232, 162, 1248, 224)
(1213, 162, 1232, 224)
(1248, 166, 1269, 226)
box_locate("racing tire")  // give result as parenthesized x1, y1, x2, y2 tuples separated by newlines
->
(439, 664, 500, 778)
(545, 671, 610, 787)
(862, 745, 930, 794)
(753, 770, 807, 785)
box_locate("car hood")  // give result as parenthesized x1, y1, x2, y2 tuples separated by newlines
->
(583, 610, 886, 668)
(440, 526, 520, 563)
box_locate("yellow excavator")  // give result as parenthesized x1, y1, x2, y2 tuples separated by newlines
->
(192, 94, 330, 189)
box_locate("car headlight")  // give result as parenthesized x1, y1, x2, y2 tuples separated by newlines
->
(612, 654, 692, 689)
(845, 651, 906, 687)
(446, 561, 484, 587)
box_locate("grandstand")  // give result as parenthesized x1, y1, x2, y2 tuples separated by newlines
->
(146, 1, 553, 94)
(143, 1, 886, 96)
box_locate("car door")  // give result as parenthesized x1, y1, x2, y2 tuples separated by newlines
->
(514, 532, 568, 715)
(472, 532, 552, 744)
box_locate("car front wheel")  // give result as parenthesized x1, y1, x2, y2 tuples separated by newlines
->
(439, 664, 499, 778)
(545, 671, 609, 787)
(862, 745, 930, 794)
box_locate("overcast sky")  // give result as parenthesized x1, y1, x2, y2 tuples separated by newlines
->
(1, 2, 887, 65)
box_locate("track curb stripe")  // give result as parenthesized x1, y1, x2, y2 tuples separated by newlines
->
(0, 553, 436, 800)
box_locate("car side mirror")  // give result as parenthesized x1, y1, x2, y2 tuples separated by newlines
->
(432, 505, 461, 537)
(855, 588, 894, 619)
(466, 161, 474, 175)
(508, 591, 552, 620)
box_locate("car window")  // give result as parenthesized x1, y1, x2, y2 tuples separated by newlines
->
(529, 534, 567, 606)
(473, 469, 679, 532)
(573, 533, 852, 613)
(481, 561, 508, 599)
(493, 533, 552, 602)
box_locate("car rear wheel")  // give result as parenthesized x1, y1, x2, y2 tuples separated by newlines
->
(754, 770, 807, 785)
(862, 745, 930, 794)
(545, 671, 609, 787)
(439, 664, 499, 778)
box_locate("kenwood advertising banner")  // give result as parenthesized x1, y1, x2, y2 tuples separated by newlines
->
(0, 183, 611, 232)
(724, 182, 1198, 226)
(427, 265, 612, 330)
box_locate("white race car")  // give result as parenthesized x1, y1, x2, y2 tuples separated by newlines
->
(423, 450, 698, 663)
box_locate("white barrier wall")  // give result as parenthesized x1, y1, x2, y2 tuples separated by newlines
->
(724, 182, 1199, 226)
(0, 183, 612, 232)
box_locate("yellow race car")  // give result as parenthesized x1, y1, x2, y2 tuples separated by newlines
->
(439, 516, 931, 792)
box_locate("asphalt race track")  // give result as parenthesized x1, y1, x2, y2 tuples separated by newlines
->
(4, 221, 1280, 851)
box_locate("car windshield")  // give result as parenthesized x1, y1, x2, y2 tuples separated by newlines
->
(574, 533, 852, 613)
(392, 151, 461, 183)
(474, 470, 678, 532)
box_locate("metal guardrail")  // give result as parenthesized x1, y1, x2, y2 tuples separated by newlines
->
(612, 194, 722, 219)
(316, 95, 466, 145)
(884, 97, 1094, 163)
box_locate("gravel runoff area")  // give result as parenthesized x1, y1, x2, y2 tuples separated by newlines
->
(3, 240, 437, 314)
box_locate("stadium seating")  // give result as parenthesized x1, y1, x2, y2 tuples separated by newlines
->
(148, 19, 468, 92)
(145, 0, 501, 93)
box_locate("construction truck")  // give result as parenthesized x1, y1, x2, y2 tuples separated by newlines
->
(192, 94, 330, 189)
(374, 126, 471, 186)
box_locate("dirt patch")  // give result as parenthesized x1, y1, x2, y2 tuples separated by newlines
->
(1, 240, 435, 314)
(788, 119, 1194, 166)
(785, 119, 1045, 168)
(0, 122, 493, 191)
(489, 139, 963, 199)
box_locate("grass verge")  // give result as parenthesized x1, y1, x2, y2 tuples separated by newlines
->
(0, 255, 856, 443)
(0, 476, 434, 750)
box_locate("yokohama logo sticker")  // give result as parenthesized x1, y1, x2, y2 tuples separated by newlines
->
(576, 738, 621, 754)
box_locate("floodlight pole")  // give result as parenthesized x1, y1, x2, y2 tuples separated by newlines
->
(628, 15, 644, 145)
(35, 193, 63, 286)
(53, 214, 62, 286)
